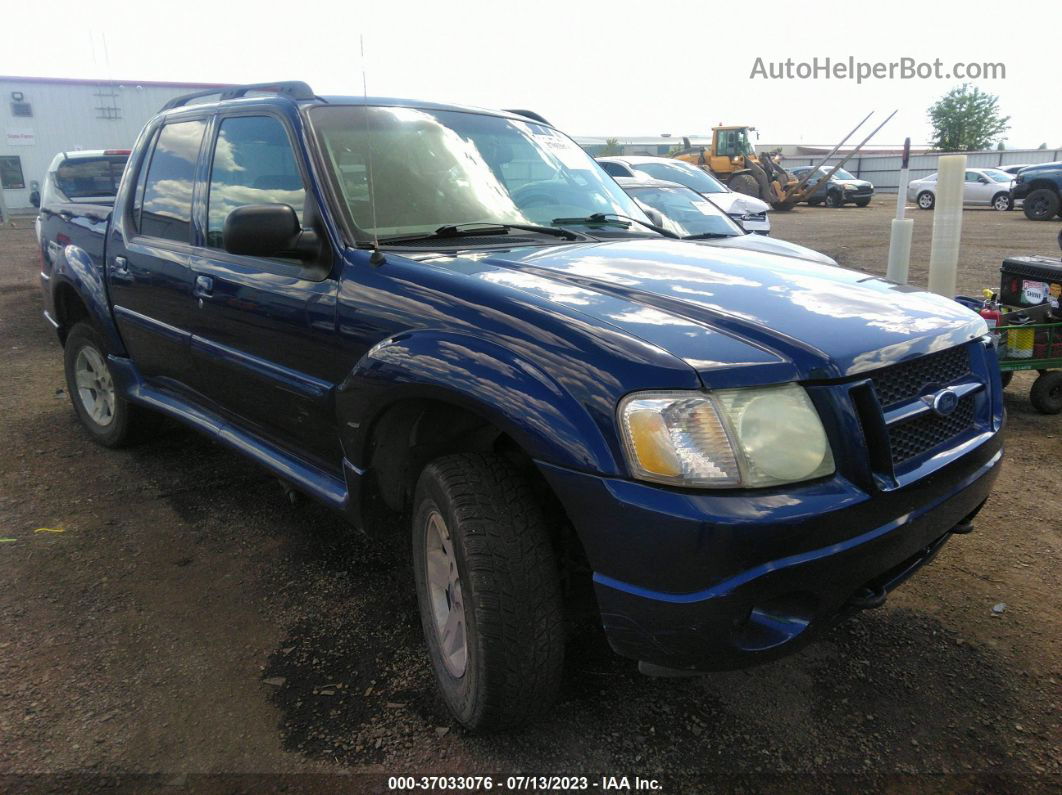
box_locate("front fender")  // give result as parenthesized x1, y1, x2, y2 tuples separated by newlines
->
(336, 330, 622, 476)
(53, 245, 126, 355)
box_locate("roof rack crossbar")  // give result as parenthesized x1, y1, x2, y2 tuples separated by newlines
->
(160, 81, 316, 112)
(504, 108, 552, 126)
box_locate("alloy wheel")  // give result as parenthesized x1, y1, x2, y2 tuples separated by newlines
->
(74, 346, 116, 427)
(424, 510, 468, 678)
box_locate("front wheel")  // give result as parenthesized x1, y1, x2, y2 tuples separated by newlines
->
(63, 322, 160, 447)
(854, 198, 871, 207)
(992, 192, 1013, 212)
(1029, 371, 1062, 414)
(1022, 189, 1060, 221)
(917, 191, 935, 210)
(826, 190, 844, 208)
(412, 453, 565, 731)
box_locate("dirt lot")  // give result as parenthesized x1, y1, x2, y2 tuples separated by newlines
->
(1, 201, 1059, 792)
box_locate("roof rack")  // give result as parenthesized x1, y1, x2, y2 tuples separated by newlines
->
(504, 108, 552, 126)
(159, 81, 317, 112)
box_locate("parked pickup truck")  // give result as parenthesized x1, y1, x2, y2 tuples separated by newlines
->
(39, 81, 1004, 732)
(1011, 161, 1062, 221)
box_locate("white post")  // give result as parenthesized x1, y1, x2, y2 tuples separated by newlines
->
(927, 154, 966, 297)
(0, 184, 9, 226)
(886, 138, 913, 283)
(886, 219, 914, 284)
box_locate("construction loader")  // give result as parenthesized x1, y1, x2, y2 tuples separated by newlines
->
(672, 112, 895, 210)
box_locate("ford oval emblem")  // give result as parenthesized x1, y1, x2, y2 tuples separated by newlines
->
(932, 388, 959, 417)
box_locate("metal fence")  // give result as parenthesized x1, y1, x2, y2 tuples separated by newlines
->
(780, 148, 1062, 192)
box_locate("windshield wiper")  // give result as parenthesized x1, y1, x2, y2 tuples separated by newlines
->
(379, 221, 580, 244)
(551, 213, 678, 239)
(685, 231, 735, 239)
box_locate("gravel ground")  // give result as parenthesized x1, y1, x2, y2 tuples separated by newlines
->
(0, 202, 1059, 793)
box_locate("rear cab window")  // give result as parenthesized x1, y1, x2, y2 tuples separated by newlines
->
(52, 156, 129, 202)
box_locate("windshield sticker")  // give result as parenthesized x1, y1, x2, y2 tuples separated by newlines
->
(534, 132, 586, 169)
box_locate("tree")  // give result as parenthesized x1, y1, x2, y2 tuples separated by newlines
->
(600, 137, 623, 156)
(1038, 143, 1048, 150)
(927, 84, 1010, 152)
(996, 141, 1005, 151)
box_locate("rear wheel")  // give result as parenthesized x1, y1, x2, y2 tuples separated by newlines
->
(411, 453, 565, 731)
(917, 191, 935, 210)
(1029, 371, 1062, 414)
(1022, 189, 1060, 221)
(63, 322, 160, 447)
(992, 192, 1013, 211)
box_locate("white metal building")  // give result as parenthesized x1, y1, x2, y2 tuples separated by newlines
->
(1, 75, 228, 211)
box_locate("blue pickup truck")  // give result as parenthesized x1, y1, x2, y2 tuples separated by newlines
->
(38, 81, 1004, 731)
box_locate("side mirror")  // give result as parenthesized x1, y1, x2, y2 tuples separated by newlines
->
(29, 190, 40, 208)
(222, 204, 319, 261)
(978, 176, 989, 184)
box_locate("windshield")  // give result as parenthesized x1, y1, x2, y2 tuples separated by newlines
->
(984, 169, 1012, 182)
(632, 161, 727, 194)
(629, 185, 743, 238)
(53, 155, 128, 200)
(309, 105, 652, 240)
(821, 166, 856, 180)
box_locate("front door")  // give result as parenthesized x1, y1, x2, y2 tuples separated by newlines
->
(187, 113, 344, 469)
(107, 118, 207, 390)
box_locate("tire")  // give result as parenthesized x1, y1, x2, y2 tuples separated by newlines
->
(917, 191, 935, 210)
(854, 198, 871, 207)
(1000, 370, 1013, 389)
(1022, 189, 1060, 221)
(63, 322, 160, 447)
(411, 453, 565, 731)
(991, 192, 1013, 212)
(728, 174, 759, 198)
(826, 190, 844, 208)
(807, 198, 822, 206)
(1029, 371, 1062, 414)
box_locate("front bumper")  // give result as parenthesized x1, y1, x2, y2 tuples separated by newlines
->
(539, 431, 1002, 671)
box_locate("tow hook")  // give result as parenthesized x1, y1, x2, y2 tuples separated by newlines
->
(847, 584, 887, 610)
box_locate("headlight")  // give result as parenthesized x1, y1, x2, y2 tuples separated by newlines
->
(618, 384, 834, 488)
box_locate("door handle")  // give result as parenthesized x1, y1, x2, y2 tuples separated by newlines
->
(193, 275, 214, 298)
(111, 256, 131, 281)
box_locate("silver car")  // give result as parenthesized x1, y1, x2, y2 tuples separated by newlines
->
(596, 155, 772, 234)
(906, 167, 1015, 211)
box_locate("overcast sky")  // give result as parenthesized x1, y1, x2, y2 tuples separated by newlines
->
(5, 0, 1060, 149)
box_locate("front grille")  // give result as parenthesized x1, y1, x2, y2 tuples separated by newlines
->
(888, 395, 976, 465)
(869, 346, 971, 408)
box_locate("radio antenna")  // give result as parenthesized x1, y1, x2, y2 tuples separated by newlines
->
(361, 35, 385, 265)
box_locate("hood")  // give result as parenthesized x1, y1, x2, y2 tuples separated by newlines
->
(695, 233, 837, 267)
(441, 239, 986, 386)
(704, 191, 770, 216)
(836, 179, 873, 189)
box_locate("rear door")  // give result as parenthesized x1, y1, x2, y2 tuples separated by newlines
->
(107, 118, 207, 388)
(187, 112, 344, 468)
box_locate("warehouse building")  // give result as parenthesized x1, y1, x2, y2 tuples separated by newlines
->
(1, 75, 228, 211)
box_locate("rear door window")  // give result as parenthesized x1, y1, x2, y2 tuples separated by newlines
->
(140, 120, 206, 243)
(206, 115, 306, 248)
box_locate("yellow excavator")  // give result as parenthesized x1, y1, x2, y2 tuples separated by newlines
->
(671, 112, 895, 210)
